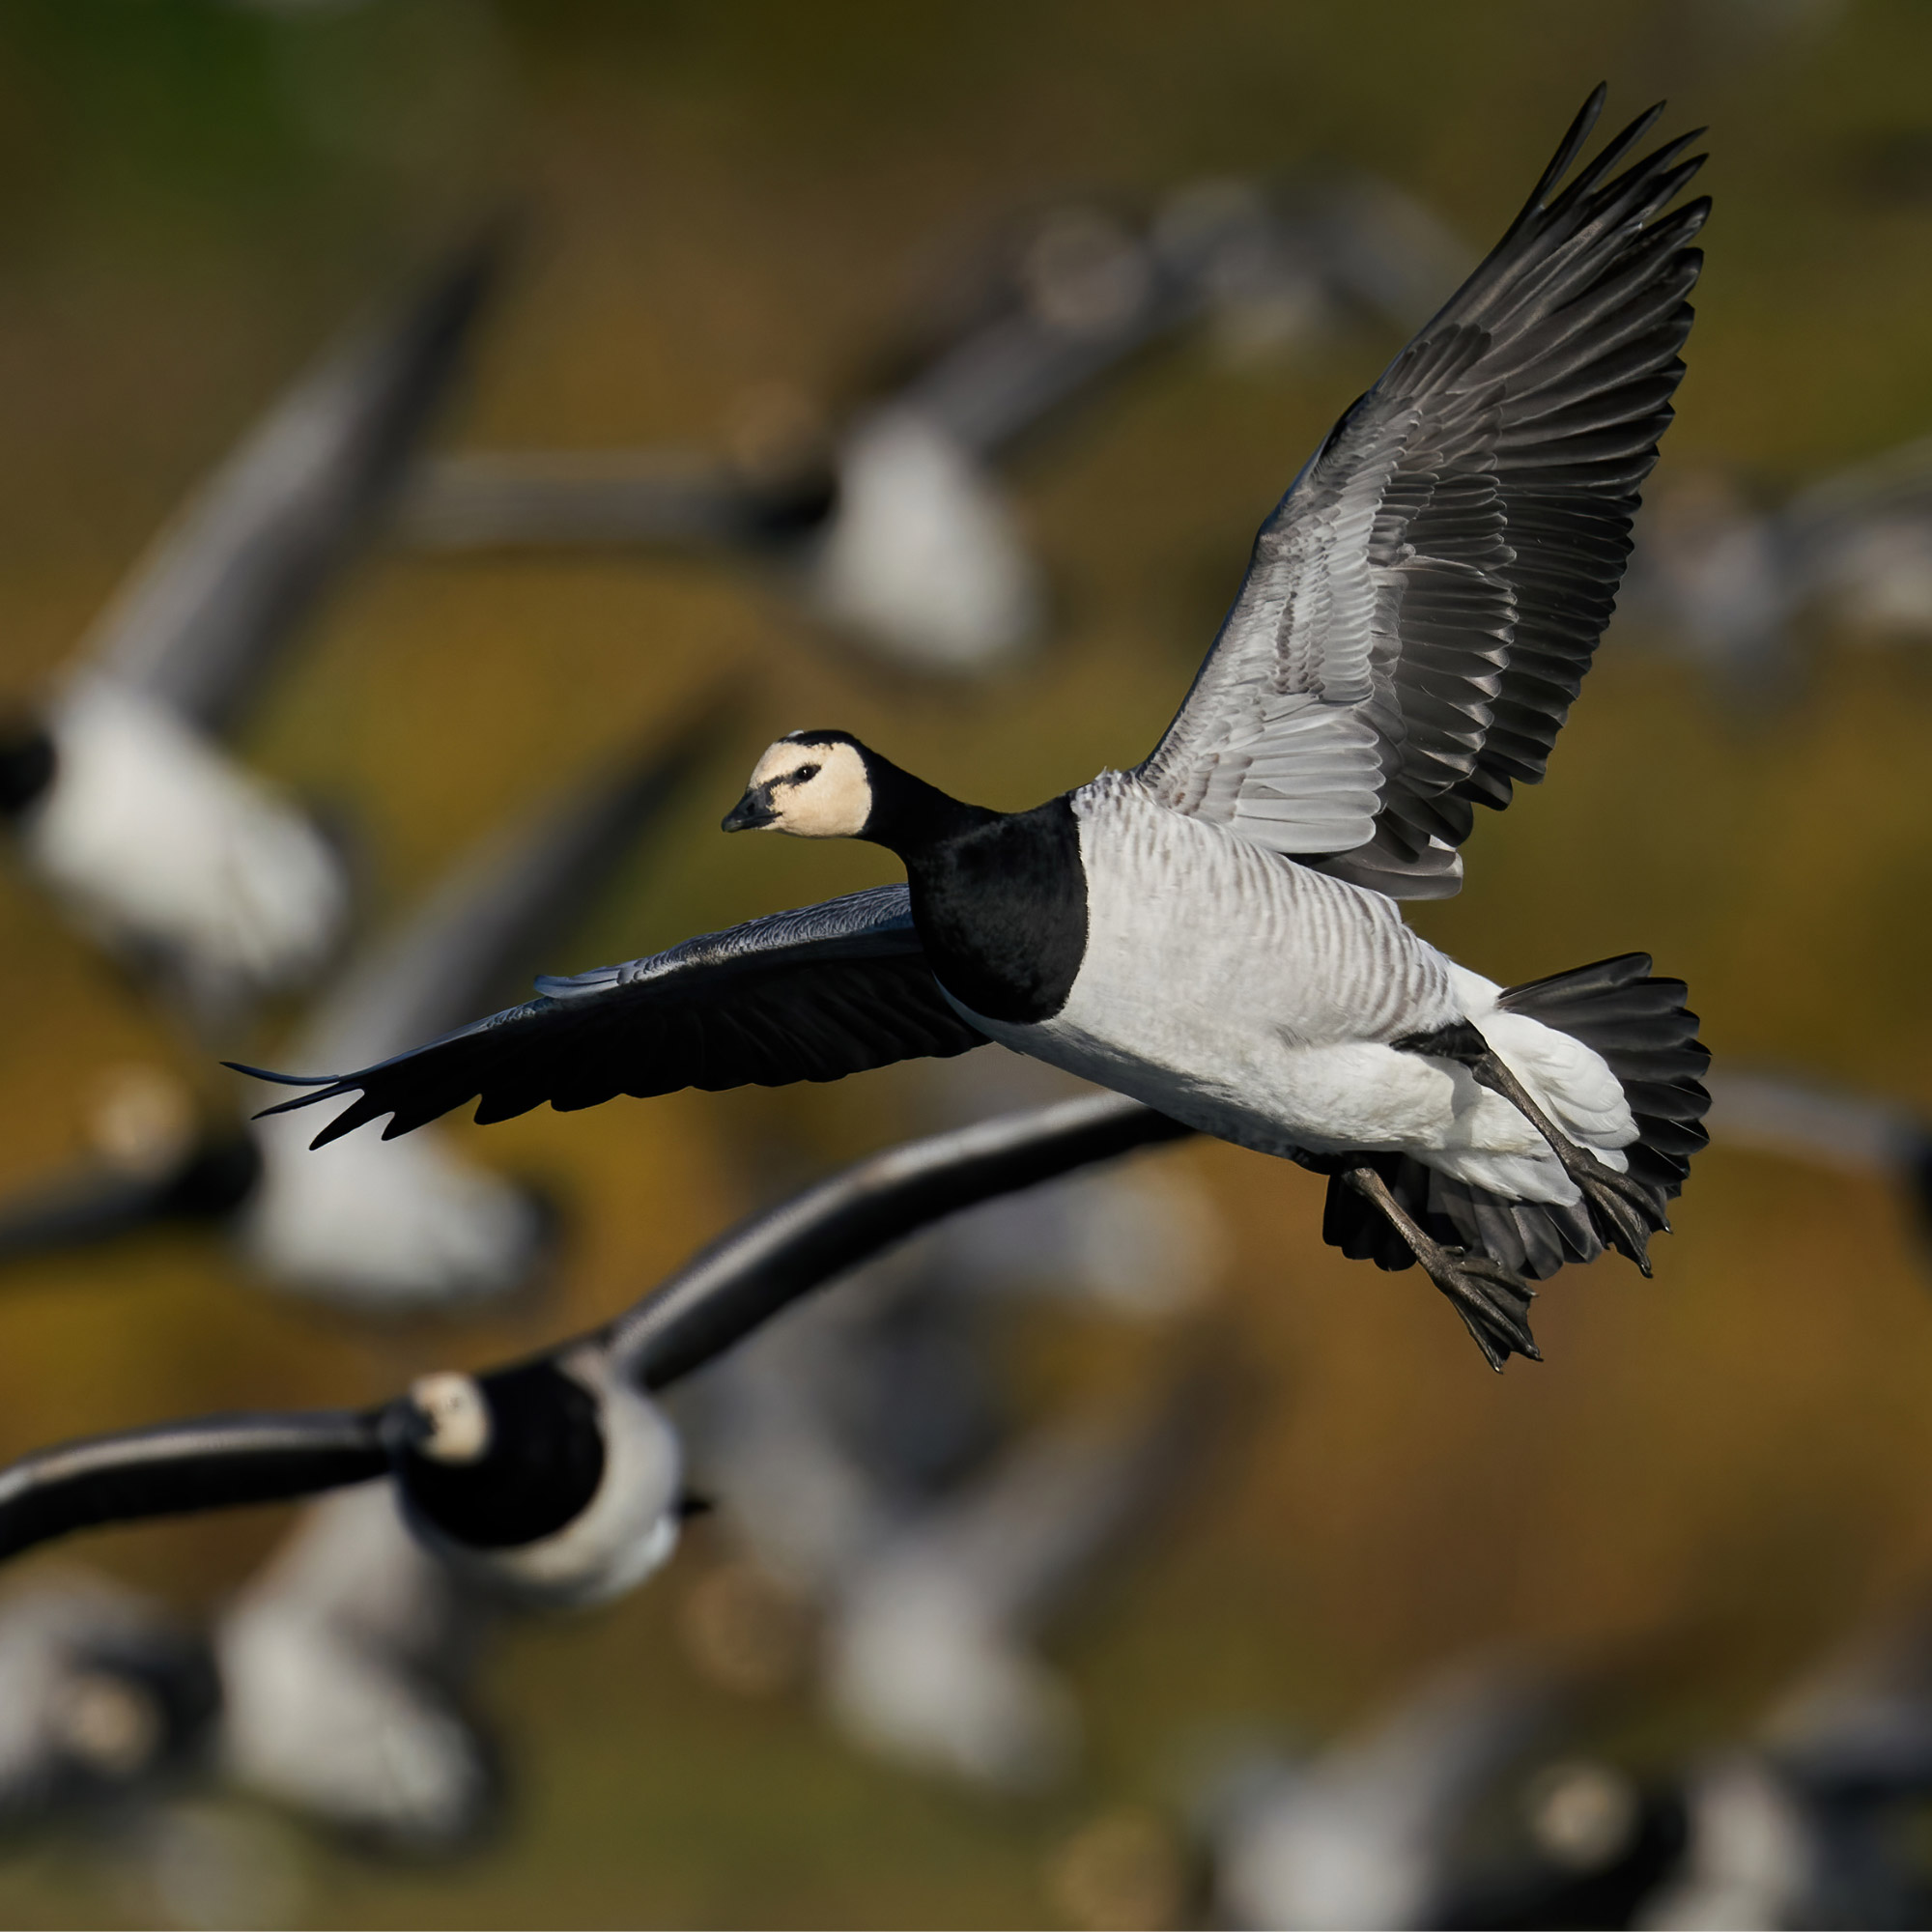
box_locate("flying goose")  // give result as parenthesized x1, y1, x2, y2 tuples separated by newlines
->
(0, 705, 719, 1309)
(215, 1483, 499, 1851)
(1206, 1653, 1698, 1932)
(0, 231, 498, 1021)
(0, 1576, 220, 1831)
(232, 700, 726, 1307)
(1634, 1587, 1932, 1930)
(245, 93, 1713, 1369)
(0, 1519, 494, 1856)
(1212, 1656, 1585, 1931)
(821, 1366, 1218, 1792)
(0, 1094, 1191, 1601)
(397, 173, 1457, 674)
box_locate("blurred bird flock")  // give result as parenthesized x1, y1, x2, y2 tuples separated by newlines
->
(0, 1, 1930, 1926)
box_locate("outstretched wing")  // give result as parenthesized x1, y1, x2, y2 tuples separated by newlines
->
(0, 1410, 387, 1562)
(1136, 89, 1708, 897)
(236, 885, 988, 1149)
(608, 1092, 1196, 1387)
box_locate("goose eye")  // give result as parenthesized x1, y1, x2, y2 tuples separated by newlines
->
(792, 763, 820, 783)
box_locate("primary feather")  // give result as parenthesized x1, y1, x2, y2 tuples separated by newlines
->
(1137, 87, 1708, 897)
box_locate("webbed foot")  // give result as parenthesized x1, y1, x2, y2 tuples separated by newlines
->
(1416, 1238, 1541, 1371)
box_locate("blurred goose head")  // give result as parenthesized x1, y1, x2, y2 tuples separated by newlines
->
(389, 1350, 685, 1609)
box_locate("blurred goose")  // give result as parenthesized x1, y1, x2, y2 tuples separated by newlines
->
(0, 1575, 220, 1832)
(0, 707, 718, 1309)
(398, 173, 1461, 674)
(1703, 1066, 1932, 1266)
(1640, 1592, 1932, 1929)
(0, 233, 498, 1022)
(823, 1369, 1216, 1791)
(216, 1483, 497, 1851)
(250, 91, 1713, 1368)
(1624, 438, 1932, 693)
(236, 703, 725, 1308)
(0, 1094, 1191, 1603)
(689, 1058, 1220, 1589)
(1214, 1656, 1586, 1930)
(0, 1521, 491, 1858)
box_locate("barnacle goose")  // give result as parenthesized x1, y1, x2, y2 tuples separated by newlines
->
(0, 1095, 1190, 1601)
(215, 1483, 500, 1849)
(0, 1577, 220, 1828)
(0, 704, 717, 1309)
(0, 230, 498, 1021)
(242, 91, 1713, 1368)
(397, 171, 1457, 673)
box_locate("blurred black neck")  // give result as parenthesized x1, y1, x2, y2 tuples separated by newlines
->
(0, 724, 54, 817)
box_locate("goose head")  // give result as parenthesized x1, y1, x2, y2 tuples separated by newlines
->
(391, 1354, 686, 1607)
(403, 1371, 495, 1465)
(722, 730, 985, 859)
(722, 731, 875, 839)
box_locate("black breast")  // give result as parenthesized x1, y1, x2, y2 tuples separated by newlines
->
(907, 796, 1087, 1026)
(398, 1360, 605, 1548)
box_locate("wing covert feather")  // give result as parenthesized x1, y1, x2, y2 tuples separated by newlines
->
(237, 886, 987, 1147)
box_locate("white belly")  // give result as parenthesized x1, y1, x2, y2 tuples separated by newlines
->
(950, 781, 1632, 1203)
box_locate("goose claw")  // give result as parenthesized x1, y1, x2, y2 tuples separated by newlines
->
(1571, 1161, 1664, 1276)
(1420, 1242, 1541, 1370)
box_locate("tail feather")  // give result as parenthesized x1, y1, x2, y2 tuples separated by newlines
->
(1323, 953, 1711, 1280)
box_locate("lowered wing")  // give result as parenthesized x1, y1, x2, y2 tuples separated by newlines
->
(1136, 88, 1707, 897)
(234, 885, 987, 1148)
(0, 1409, 388, 1563)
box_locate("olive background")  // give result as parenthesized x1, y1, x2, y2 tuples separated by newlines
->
(0, 1, 1927, 1924)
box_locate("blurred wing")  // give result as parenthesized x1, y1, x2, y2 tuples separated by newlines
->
(237, 886, 988, 1148)
(82, 228, 501, 735)
(1137, 90, 1707, 897)
(609, 1091, 1195, 1387)
(0, 1411, 387, 1562)
(295, 696, 731, 1069)
(892, 208, 1205, 461)
(398, 448, 780, 552)
(0, 1168, 176, 1263)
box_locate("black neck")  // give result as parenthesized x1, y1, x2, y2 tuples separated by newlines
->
(854, 754, 1001, 864)
(0, 724, 54, 817)
(396, 1360, 605, 1548)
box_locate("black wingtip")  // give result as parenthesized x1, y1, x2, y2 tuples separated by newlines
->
(247, 1094, 330, 1124)
(223, 1062, 340, 1091)
(1524, 84, 1611, 213)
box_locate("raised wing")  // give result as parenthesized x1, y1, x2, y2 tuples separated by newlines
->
(1137, 89, 1708, 897)
(235, 886, 988, 1149)
(0, 1410, 387, 1562)
(397, 446, 824, 554)
(83, 229, 499, 736)
(608, 1092, 1195, 1387)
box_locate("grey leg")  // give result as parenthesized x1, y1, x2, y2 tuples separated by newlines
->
(1396, 1021, 1666, 1275)
(1342, 1166, 1540, 1372)
(1465, 1052, 1665, 1275)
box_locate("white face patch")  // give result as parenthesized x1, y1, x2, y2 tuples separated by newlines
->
(408, 1372, 492, 1464)
(746, 738, 871, 838)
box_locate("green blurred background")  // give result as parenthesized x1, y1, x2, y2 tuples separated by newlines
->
(0, 0, 1928, 1923)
